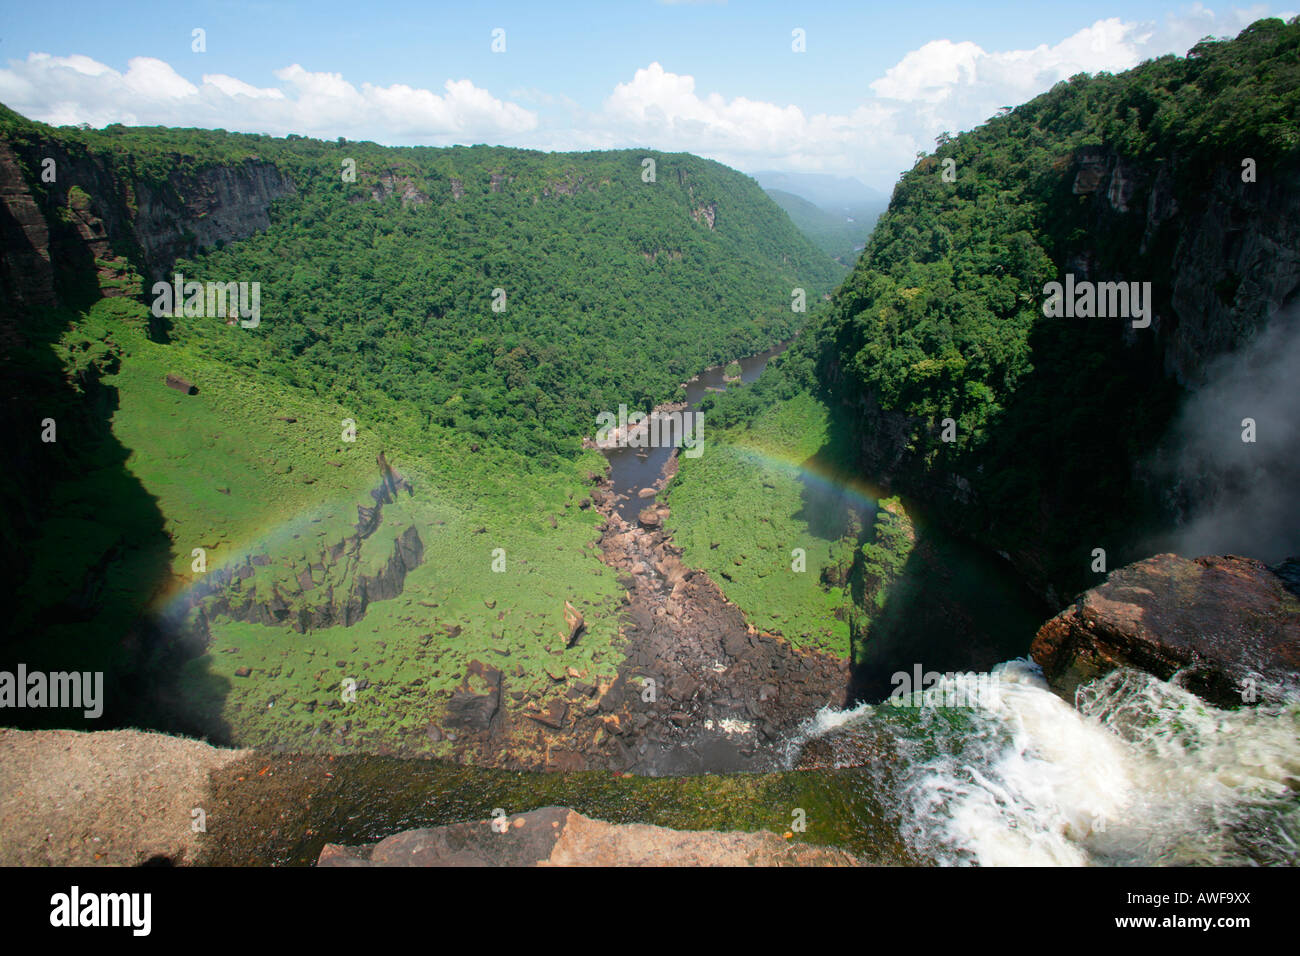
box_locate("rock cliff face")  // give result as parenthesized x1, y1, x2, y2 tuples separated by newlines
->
(0, 139, 55, 310)
(0, 128, 296, 314)
(187, 455, 423, 633)
(130, 160, 296, 279)
(1065, 149, 1300, 387)
(365, 170, 428, 208)
(1030, 553, 1300, 707)
(829, 146, 1300, 607)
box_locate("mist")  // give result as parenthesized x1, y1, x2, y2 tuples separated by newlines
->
(1148, 305, 1300, 565)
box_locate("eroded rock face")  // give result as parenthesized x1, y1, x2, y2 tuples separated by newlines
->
(0, 130, 297, 294)
(132, 160, 296, 279)
(317, 806, 863, 867)
(1030, 553, 1300, 707)
(0, 139, 55, 310)
(368, 171, 428, 208)
(187, 456, 424, 632)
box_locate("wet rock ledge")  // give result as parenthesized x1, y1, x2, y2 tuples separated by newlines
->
(1031, 553, 1300, 707)
(317, 806, 863, 867)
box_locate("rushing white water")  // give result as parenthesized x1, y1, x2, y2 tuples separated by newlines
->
(790, 659, 1300, 866)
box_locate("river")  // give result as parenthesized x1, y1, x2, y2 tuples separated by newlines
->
(603, 339, 793, 520)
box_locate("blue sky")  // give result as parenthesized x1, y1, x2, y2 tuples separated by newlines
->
(2, 1, 1294, 190)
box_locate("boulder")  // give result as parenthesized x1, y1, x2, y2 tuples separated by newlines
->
(444, 662, 503, 733)
(443, 689, 498, 731)
(164, 373, 197, 395)
(525, 698, 568, 729)
(563, 600, 585, 647)
(1030, 553, 1300, 707)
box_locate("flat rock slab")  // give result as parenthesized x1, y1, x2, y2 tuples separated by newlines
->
(318, 806, 862, 867)
(1031, 553, 1300, 706)
(0, 728, 249, 866)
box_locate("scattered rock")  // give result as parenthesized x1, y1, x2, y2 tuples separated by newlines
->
(164, 373, 197, 395)
(525, 699, 568, 729)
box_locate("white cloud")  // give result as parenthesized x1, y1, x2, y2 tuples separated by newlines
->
(0, 5, 1291, 190)
(871, 40, 985, 103)
(586, 61, 915, 186)
(203, 74, 285, 100)
(123, 57, 198, 100)
(585, 6, 1295, 190)
(0, 53, 536, 143)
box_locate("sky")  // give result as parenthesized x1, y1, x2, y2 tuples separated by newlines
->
(0, 0, 1294, 192)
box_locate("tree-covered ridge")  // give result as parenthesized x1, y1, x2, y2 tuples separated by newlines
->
(710, 18, 1300, 599)
(762, 188, 867, 267)
(829, 17, 1298, 443)
(1, 105, 840, 461)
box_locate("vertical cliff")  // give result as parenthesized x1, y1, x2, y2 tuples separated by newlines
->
(0, 116, 296, 657)
(1059, 147, 1300, 387)
(805, 20, 1300, 605)
(0, 125, 295, 313)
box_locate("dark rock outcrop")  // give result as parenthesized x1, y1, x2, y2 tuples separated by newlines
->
(164, 374, 197, 395)
(188, 457, 424, 632)
(1031, 553, 1300, 707)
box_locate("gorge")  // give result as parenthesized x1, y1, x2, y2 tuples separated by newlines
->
(1, 17, 1298, 869)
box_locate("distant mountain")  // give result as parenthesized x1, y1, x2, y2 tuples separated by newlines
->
(754, 171, 889, 265)
(762, 188, 866, 266)
(752, 170, 887, 210)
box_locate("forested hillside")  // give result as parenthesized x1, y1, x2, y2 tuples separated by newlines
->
(0, 106, 837, 752)
(2, 106, 838, 459)
(763, 188, 866, 266)
(697, 17, 1300, 606)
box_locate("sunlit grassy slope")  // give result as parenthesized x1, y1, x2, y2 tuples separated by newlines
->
(665, 391, 860, 658)
(46, 297, 628, 754)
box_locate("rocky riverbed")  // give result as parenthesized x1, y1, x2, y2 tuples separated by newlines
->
(432, 462, 850, 774)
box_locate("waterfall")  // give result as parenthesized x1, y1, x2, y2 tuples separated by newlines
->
(789, 659, 1300, 865)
